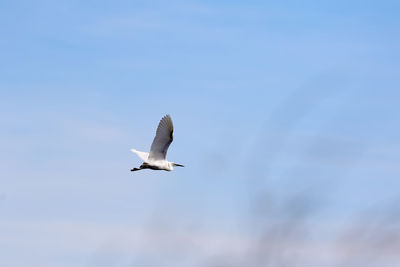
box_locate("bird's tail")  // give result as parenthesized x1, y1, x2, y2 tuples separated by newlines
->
(130, 149, 149, 162)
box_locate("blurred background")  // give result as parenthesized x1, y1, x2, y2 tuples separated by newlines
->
(1, 0, 400, 266)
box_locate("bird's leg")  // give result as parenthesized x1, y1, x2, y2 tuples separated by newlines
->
(131, 162, 151, 172)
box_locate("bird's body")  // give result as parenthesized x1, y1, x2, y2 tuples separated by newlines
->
(130, 115, 184, 172)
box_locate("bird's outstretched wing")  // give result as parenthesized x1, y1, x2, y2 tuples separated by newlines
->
(148, 115, 174, 161)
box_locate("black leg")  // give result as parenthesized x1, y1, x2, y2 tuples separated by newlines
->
(131, 167, 141, 172)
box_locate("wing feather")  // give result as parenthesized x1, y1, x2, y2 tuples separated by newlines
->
(148, 115, 174, 161)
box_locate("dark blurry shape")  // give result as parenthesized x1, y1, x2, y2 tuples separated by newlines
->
(245, 72, 350, 182)
(203, 72, 400, 267)
(336, 202, 400, 267)
(247, 192, 317, 267)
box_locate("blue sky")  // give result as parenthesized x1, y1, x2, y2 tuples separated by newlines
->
(1, 1, 400, 266)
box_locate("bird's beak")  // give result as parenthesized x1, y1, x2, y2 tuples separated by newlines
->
(174, 163, 184, 167)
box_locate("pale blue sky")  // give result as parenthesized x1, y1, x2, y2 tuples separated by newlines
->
(1, 1, 400, 266)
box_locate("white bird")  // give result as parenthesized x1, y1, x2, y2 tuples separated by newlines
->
(130, 114, 184, 172)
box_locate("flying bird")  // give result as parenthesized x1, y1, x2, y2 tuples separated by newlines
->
(130, 114, 184, 172)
